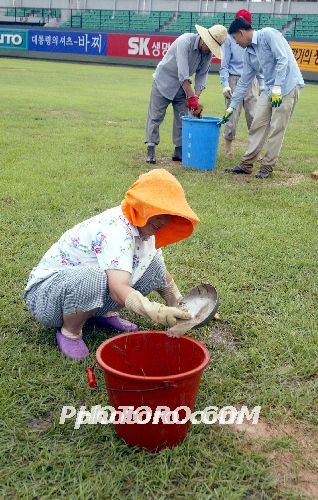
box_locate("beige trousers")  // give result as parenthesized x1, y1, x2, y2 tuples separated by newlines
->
(224, 75, 258, 141)
(240, 86, 300, 172)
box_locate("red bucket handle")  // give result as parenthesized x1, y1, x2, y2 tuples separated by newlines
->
(86, 366, 97, 388)
(86, 366, 175, 392)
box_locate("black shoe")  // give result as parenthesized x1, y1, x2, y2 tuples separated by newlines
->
(172, 146, 182, 162)
(255, 169, 272, 179)
(224, 165, 252, 174)
(146, 145, 156, 164)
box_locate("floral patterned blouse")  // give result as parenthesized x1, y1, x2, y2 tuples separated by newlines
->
(25, 206, 161, 291)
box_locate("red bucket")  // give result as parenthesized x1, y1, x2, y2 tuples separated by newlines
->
(96, 331, 210, 452)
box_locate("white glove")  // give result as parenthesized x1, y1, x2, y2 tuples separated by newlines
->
(272, 85, 282, 95)
(157, 278, 182, 307)
(125, 290, 191, 328)
(258, 84, 265, 96)
(222, 86, 232, 99)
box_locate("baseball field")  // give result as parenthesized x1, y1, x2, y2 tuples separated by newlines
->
(1, 58, 317, 498)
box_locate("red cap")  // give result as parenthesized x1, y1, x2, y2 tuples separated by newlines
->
(235, 9, 252, 24)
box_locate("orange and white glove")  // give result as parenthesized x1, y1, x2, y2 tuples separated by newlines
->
(157, 278, 182, 307)
(125, 290, 191, 328)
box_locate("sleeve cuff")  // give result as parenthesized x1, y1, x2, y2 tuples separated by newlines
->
(180, 78, 192, 85)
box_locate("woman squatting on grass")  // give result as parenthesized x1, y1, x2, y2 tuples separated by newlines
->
(24, 169, 199, 361)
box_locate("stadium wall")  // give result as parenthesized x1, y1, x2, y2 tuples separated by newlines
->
(0, 26, 317, 82)
(1, 1, 318, 15)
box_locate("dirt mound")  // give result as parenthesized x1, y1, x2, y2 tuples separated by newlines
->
(233, 419, 318, 498)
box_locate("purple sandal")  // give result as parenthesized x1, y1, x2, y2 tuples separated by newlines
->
(56, 330, 90, 361)
(87, 315, 138, 332)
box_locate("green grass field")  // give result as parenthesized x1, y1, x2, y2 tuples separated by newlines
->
(0, 58, 317, 498)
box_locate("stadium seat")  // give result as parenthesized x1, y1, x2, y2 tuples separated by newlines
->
(50, 9, 318, 38)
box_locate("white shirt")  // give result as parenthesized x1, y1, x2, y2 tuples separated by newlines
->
(25, 206, 161, 291)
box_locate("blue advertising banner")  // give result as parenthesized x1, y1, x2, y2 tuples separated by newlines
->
(29, 30, 106, 55)
(0, 29, 28, 50)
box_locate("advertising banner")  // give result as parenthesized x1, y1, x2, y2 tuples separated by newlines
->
(29, 30, 107, 56)
(107, 33, 175, 59)
(289, 41, 318, 73)
(0, 29, 28, 50)
(106, 33, 221, 63)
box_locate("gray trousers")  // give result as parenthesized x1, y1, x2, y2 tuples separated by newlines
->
(239, 86, 300, 172)
(224, 75, 258, 141)
(145, 80, 187, 148)
(24, 253, 167, 328)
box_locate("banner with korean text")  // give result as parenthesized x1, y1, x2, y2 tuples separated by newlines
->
(289, 41, 318, 73)
(107, 33, 175, 59)
(106, 33, 221, 63)
(29, 30, 106, 56)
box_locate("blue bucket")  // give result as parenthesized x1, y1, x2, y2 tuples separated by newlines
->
(182, 116, 221, 171)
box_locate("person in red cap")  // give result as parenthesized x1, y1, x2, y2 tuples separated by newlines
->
(236, 9, 252, 24)
(219, 9, 264, 159)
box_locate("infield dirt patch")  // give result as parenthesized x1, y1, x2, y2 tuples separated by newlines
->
(233, 419, 318, 498)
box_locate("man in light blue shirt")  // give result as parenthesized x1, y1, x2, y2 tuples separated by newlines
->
(222, 17, 304, 179)
(145, 24, 227, 164)
(220, 9, 265, 159)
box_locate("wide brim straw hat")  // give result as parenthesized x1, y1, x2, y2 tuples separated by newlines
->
(195, 24, 228, 59)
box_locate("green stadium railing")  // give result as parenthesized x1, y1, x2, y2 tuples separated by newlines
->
(4, 7, 62, 20)
(3, 8, 318, 39)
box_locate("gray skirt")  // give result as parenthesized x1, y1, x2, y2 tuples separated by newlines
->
(24, 253, 167, 328)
